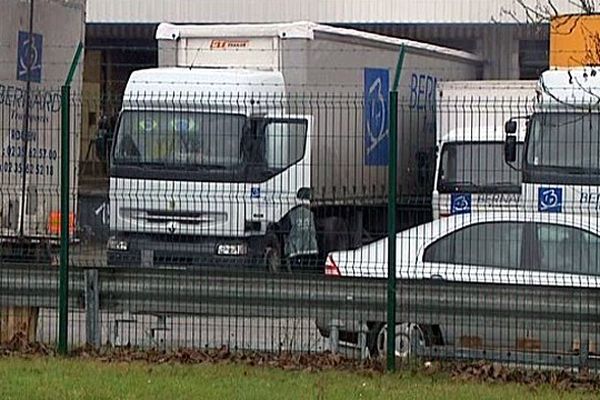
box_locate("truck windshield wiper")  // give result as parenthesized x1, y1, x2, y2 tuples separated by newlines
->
(121, 162, 230, 171)
(440, 180, 482, 190)
(260, 167, 282, 176)
(191, 164, 228, 170)
(113, 160, 150, 168)
(488, 181, 519, 187)
(534, 166, 600, 176)
(564, 168, 599, 176)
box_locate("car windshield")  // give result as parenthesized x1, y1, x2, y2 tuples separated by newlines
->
(527, 112, 600, 172)
(438, 142, 522, 193)
(113, 111, 246, 168)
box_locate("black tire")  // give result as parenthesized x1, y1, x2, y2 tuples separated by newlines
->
(315, 319, 330, 338)
(319, 217, 350, 256)
(367, 323, 420, 358)
(366, 322, 386, 357)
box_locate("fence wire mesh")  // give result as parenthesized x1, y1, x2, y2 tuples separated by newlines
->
(1, 83, 600, 372)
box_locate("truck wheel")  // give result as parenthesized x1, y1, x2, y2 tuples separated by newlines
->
(264, 234, 289, 273)
(319, 217, 350, 255)
(369, 322, 422, 359)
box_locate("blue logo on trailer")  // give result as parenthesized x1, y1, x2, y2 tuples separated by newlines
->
(250, 187, 261, 198)
(451, 193, 471, 215)
(364, 68, 389, 166)
(17, 31, 43, 83)
(538, 187, 562, 213)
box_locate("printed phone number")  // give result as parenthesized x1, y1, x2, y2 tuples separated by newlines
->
(0, 162, 54, 176)
(3, 145, 58, 160)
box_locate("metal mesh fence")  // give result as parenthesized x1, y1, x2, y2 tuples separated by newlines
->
(2, 84, 600, 372)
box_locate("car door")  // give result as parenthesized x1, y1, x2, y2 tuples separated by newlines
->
(531, 223, 600, 288)
(418, 221, 529, 285)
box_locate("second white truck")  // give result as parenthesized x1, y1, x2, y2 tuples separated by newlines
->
(505, 67, 600, 216)
(433, 81, 536, 218)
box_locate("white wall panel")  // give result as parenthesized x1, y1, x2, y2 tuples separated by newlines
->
(87, 0, 589, 24)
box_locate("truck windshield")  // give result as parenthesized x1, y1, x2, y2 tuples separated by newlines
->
(527, 112, 600, 173)
(113, 111, 246, 168)
(438, 142, 522, 193)
(111, 111, 308, 182)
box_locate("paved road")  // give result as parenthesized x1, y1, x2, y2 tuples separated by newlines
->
(36, 308, 329, 353)
(70, 242, 107, 268)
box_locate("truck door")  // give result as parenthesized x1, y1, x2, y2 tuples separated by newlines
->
(247, 114, 312, 237)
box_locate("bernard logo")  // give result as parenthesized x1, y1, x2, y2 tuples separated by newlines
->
(166, 221, 178, 234)
(17, 31, 43, 83)
(364, 68, 389, 166)
(451, 193, 471, 215)
(538, 187, 562, 213)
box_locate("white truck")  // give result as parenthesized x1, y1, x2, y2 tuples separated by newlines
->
(105, 22, 480, 270)
(505, 67, 600, 216)
(433, 81, 536, 218)
(0, 0, 85, 261)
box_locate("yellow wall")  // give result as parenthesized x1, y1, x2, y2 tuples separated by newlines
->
(551, 14, 600, 67)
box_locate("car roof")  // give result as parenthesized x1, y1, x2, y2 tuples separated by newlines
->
(399, 212, 600, 245)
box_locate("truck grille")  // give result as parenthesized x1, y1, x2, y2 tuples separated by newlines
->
(120, 208, 228, 226)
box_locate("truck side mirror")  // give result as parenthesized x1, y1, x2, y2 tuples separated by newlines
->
(505, 120, 517, 134)
(504, 135, 517, 163)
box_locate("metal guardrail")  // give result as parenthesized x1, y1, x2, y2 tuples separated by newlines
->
(2, 264, 600, 367)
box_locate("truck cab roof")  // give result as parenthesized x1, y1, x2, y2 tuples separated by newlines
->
(538, 67, 600, 108)
(123, 67, 285, 106)
(439, 123, 526, 144)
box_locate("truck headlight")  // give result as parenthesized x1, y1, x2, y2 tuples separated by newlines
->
(216, 243, 248, 256)
(107, 236, 129, 251)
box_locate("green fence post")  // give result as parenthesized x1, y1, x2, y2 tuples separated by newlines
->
(387, 46, 405, 372)
(58, 42, 83, 355)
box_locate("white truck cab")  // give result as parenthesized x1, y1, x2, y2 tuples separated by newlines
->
(108, 68, 315, 270)
(505, 68, 600, 216)
(434, 80, 535, 219)
(433, 126, 526, 218)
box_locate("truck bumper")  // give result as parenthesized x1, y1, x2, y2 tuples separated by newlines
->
(107, 233, 266, 269)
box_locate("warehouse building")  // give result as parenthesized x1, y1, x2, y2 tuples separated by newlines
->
(84, 0, 587, 93)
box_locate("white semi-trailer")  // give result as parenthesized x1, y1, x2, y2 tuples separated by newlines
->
(433, 80, 536, 218)
(0, 0, 85, 261)
(105, 22, 480, 270)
